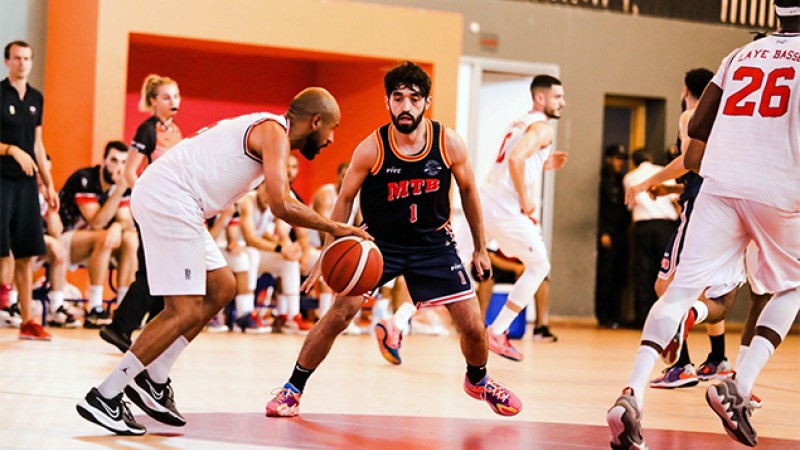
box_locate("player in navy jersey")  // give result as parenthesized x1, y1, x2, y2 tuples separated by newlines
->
(267, 61, 522, 419)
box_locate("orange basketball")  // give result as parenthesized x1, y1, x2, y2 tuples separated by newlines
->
(320, 237, 383, 296)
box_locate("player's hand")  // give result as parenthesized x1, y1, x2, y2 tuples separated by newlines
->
(520, 196, 536, 216)
(331, 223, 372, 240)
(470, 249, 492, 282)
(301, 257, 323, 293)
(647, 184, 671, 199)
(111, 168, 128, 190)
(625, 182, 649, 208)
(543, 151, 568, 171)
(44, 184, 59, 211)
(9, 146, 37, 177)
(103, 224, 122, 249)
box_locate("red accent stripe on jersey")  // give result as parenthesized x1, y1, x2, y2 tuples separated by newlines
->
(371, 130, 384, 175)
(439, 124, 451, 168)
(228, 218, 241, 226)
(388, 119, 432, 162)
(119, 198, 131, 208)
(75, 193, 98, 205)
(242, 117, 288, 163)
(419, 289, 476, 309)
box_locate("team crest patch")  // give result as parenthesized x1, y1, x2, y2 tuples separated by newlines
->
(424, 159, 442, 176)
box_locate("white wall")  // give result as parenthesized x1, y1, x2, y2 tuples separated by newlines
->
(0, 0, 48, 88)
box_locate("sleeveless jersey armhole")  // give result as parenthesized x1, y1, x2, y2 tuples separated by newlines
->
(370, 130, 384, 175)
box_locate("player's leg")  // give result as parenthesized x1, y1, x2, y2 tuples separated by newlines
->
(67, 230, 114, 327)
(45, 235, 80, 328)
(114, 227, 139, 302)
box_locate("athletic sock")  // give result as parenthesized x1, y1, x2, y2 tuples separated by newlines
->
(691, 301, 708, 324)
(88, 285, 104, 310)
(626, 346, 659, 409)
(675, 339, 692, 367)
(393, 302, 416, 334)
(147, 336, 189, 383)
(235, 294, 254, 318)
(319, 292, 333, 316)
(49, 290, 65, 313)
(97, 351, 145, 398)
(288, 363, 315, 393)
(116, 287, 129, 306)
(466, 363, 487, 385)
(735, 336, 773, 397)
(491, 307, 520, 335)
(708, 333, 726, 362)
(736, 345, 749, 368)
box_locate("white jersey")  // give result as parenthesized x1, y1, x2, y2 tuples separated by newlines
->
(700, 33, 800, 212)
(136, 112, 287, 218)
(480, 111, 552, 216)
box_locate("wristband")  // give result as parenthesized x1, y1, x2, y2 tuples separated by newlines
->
(274, 244, 282, 253)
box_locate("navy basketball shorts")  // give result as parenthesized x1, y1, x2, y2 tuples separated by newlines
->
(372, 239, 475, 309)
(0, 176, 46, 258)
(658, 196, 695, 281)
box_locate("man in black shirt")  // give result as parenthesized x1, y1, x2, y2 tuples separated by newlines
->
(0, 41, 58, 340)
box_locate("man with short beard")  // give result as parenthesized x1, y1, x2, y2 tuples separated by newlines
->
(58, 140, 138, 328)
(266, 61, 522, 419)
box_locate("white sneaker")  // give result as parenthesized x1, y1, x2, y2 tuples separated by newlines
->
(1, 305, 22, 328)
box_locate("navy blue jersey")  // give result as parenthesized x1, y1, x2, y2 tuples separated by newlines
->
(675, 136, 703, 202)
(359, 119, 453, 247)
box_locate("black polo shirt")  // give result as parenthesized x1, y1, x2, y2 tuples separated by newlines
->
(0, 78, 44, 179)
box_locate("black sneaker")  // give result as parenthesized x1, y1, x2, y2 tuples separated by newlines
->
(76, 387, 146, 436)
(532, 325, 558, 342)
(706, 379, 757, 447)
(84, 306, 112, 329)
(100, 325, 132, 353)
(124, 370, 186, 426)
(48, 305, 82, 328)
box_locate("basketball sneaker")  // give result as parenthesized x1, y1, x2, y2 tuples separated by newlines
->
(124, 370, 186, 426)
(236, 312, 270, 334)
(84, 306, 112, 329)
(660, 308, 696, 365)
(100, 324, 132, 353)
(750, 392, 763, 409)
(697, 357, 734, 381)
(293, 314, 315, 332)
(649, 364, 699, 389)
(374, 318, 402, 365)
(205, 315, 229, 333)
(19, 320, 52, 341)
(76, 387, 146, 436)
(532, 325, 558, 342)
(486, 326, 523, 361)
(463, 375, 522, 416)
(607, 387, 648, 450)
(265, 383, 302, 417)
(48, 305, 81, 328)
(706, 379, 757, 447)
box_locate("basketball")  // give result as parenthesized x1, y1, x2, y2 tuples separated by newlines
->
(320, 236, 383, 296)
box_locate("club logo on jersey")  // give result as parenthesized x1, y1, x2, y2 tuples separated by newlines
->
(424, 160, 442, 176)
(8, 105, 15, 115)
(387, 178, 441, 201)
(386, 167, 402, 174)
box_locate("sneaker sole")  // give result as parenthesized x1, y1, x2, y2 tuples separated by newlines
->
(705, 385, 757, 447)
(124, 384, 186, 427)
(76, 401, 146, 436)
(606, 405, 648, 450)
(650, 378, 699, 389)
(487, 344, 523, 362)
(265, 402, 299, 417)
(698, 372, 734, 382)
(99, 328, 132, 353)
(374, 323, 401, 365)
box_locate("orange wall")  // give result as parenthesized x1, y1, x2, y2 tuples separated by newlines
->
(44, 0, 462, 190)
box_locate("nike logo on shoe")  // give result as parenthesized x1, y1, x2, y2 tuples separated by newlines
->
(145, 379, 165, 401)
(96, 396, 121, 419)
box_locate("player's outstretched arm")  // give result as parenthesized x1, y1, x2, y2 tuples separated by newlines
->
(686, 83, 723, 172)
(446, 129, 491, 281)
(509, 121, 553, 215)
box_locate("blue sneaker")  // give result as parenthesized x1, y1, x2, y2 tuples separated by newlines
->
(649, 364, 699, 389)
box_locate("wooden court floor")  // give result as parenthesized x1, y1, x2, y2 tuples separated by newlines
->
(0, 323, 798, 449)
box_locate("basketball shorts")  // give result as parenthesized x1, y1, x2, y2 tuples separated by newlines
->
(483, 203, 549, 269)
(0, 176, 46, 258)
(372, 238, 475, 309)
(672, 192, 800, 295)
(131, 185, 227, 296)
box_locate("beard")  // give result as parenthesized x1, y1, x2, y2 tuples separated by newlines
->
(545, 107, 562, 120)
(102, 166, 115, 184)
(299, 129, 326, 160)
(391, 110, 424, 134)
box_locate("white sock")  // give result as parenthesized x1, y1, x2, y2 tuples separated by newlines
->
(8, 290, 18, 306)
(88, 285, 104, 310)
(147, 336, 189, 384)
(116, 287, 129, 306)
(287, 294, 300, 319)
(736, 345, 749, 368)
(277, 295, 289, 316)
(491, 306, 522, 335)
(735, 336, 773, 397)
(97, 351, 145, 398)
(691, 301, 708, 323)
(372, 298, 389, 321)
(625, 346, 659, 409)
(49, 291, 64, 312)
(319, 292, 333, 316)
(235, 294, 254, 318)
(394, 302, 416, 334)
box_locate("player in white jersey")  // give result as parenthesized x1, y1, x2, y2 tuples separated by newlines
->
(608, 2, 800, 447)
(477, 75, 567, 361)
(76, 87, 369, 436)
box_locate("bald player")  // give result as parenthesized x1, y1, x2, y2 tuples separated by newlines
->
(76, 88, 369, 436)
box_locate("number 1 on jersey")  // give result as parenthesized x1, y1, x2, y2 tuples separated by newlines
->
(409, 203, 418, 223)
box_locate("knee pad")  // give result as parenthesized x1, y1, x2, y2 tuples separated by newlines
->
(757, 288, 800, 339)
(641, 286, 703, 349)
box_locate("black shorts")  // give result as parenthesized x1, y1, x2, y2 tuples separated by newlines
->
(373, 239, 475, 308)
(658, 196, 695, 280)
(0, 176, 46, 258)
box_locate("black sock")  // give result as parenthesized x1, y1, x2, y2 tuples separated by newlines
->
(466, 363, 487, 385)
(675, 339, 692, 367)
(708, 333, 726, 362)
(288, 363, 315, 393)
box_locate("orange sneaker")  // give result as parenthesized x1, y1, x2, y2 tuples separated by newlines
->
(292, 314, 314, 331)
(19, 320, 52, 341)
(487, 326, 523, 361)
(463, 375, 522, 416)
(265, 383, 302, 417)
(374, 318, 402, 365)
